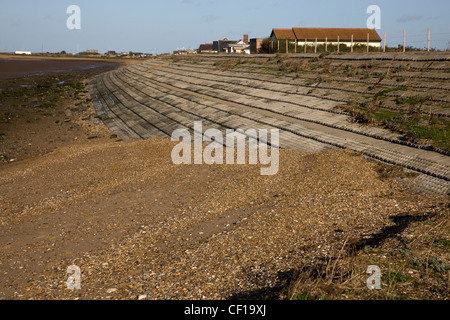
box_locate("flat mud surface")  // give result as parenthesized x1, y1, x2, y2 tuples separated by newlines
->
(0, 57, 121, 165)
(0, 55, 120, 81)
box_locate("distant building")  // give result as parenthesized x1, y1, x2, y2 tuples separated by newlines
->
(85, 50, 99, 54)
(213, 35, 250, 54)
(270, 27, 382, 48)
(15, 51, 32, 55)
(250, 38, 264, 54)
(197, 43, 215, 53)
(225, 40, 250, 54)
(129, 51, 143, 57)
(173, 49, 196, 55)
(213, 39, 238, 53)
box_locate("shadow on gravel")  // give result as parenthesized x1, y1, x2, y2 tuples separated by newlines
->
(347, 212, 436, 252)
(227, 212, 437, 300)
(227, 270, 295, 300)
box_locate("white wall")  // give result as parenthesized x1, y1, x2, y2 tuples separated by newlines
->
(296, 41, 381, 48)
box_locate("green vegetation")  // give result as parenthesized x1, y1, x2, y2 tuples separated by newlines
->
(433, 238, 450, 247)
(340, 86, 450, 151)
(382, 271, 413, 285)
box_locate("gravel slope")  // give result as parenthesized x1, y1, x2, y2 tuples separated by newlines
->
(0, 137, 447, 299)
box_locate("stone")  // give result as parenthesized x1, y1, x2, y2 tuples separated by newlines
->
(106, 288, 118, 294)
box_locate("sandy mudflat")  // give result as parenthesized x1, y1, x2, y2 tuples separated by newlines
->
(0, 55, 120, 80)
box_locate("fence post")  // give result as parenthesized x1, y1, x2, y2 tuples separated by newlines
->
(277, 40, 280, 53)
(314, 38, 317, 53)
(367, 33, 370, 52)
(383, 32, 386, 52)
(427, 28, 430, 52)
(351, 34, 354, 53)
(304, 38, 307, 53)
(295, 40, 297, 53)
(325, 37, 328, 52)
(337, 36, 340, 53)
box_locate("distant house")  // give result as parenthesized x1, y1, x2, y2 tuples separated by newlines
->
(197, 43, 215, 53)
(213, 35, 250, 54)
(213, 39, 238, 53)
(78, 50, 101, 56)
(250, 38, 264, 54)
(14, 51, 32, 55)
(270, 27, 382, 48)
(225, 40, 250, 54)
(173, 49, 196, 55)
(129, 51, 145, 57)
(270, 29, 296, 42)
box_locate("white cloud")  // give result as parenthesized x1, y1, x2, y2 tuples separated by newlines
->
(396, 13, 422, 23)
(202, 14, 221, 22)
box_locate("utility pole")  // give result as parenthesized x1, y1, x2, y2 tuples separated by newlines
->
(403, 30, 406, 52)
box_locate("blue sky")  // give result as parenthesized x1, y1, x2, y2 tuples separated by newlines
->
(1, 0, 449, 54)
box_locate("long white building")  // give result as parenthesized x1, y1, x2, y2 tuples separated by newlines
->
(270, 27, 382, 48)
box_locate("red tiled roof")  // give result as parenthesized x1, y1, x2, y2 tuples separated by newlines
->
(271, 28, 296, 40)
(198, 43, 214, 51)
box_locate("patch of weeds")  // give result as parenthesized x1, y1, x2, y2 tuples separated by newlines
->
(376, 87, 408, 97)
(360, 72, 371, 80)
(393, 248, 411, 257)
(433, 238, 450, 247)
(392, 65, 407, 73)
(373, 109, 400, 122)
(428, 256, 449, 272)
(292, 292, 326, 300)
(278, 62, 289, 73)
(382, 271, 413, 285)
(395, 95, 430, 106)
(410, 256, 449, 272)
